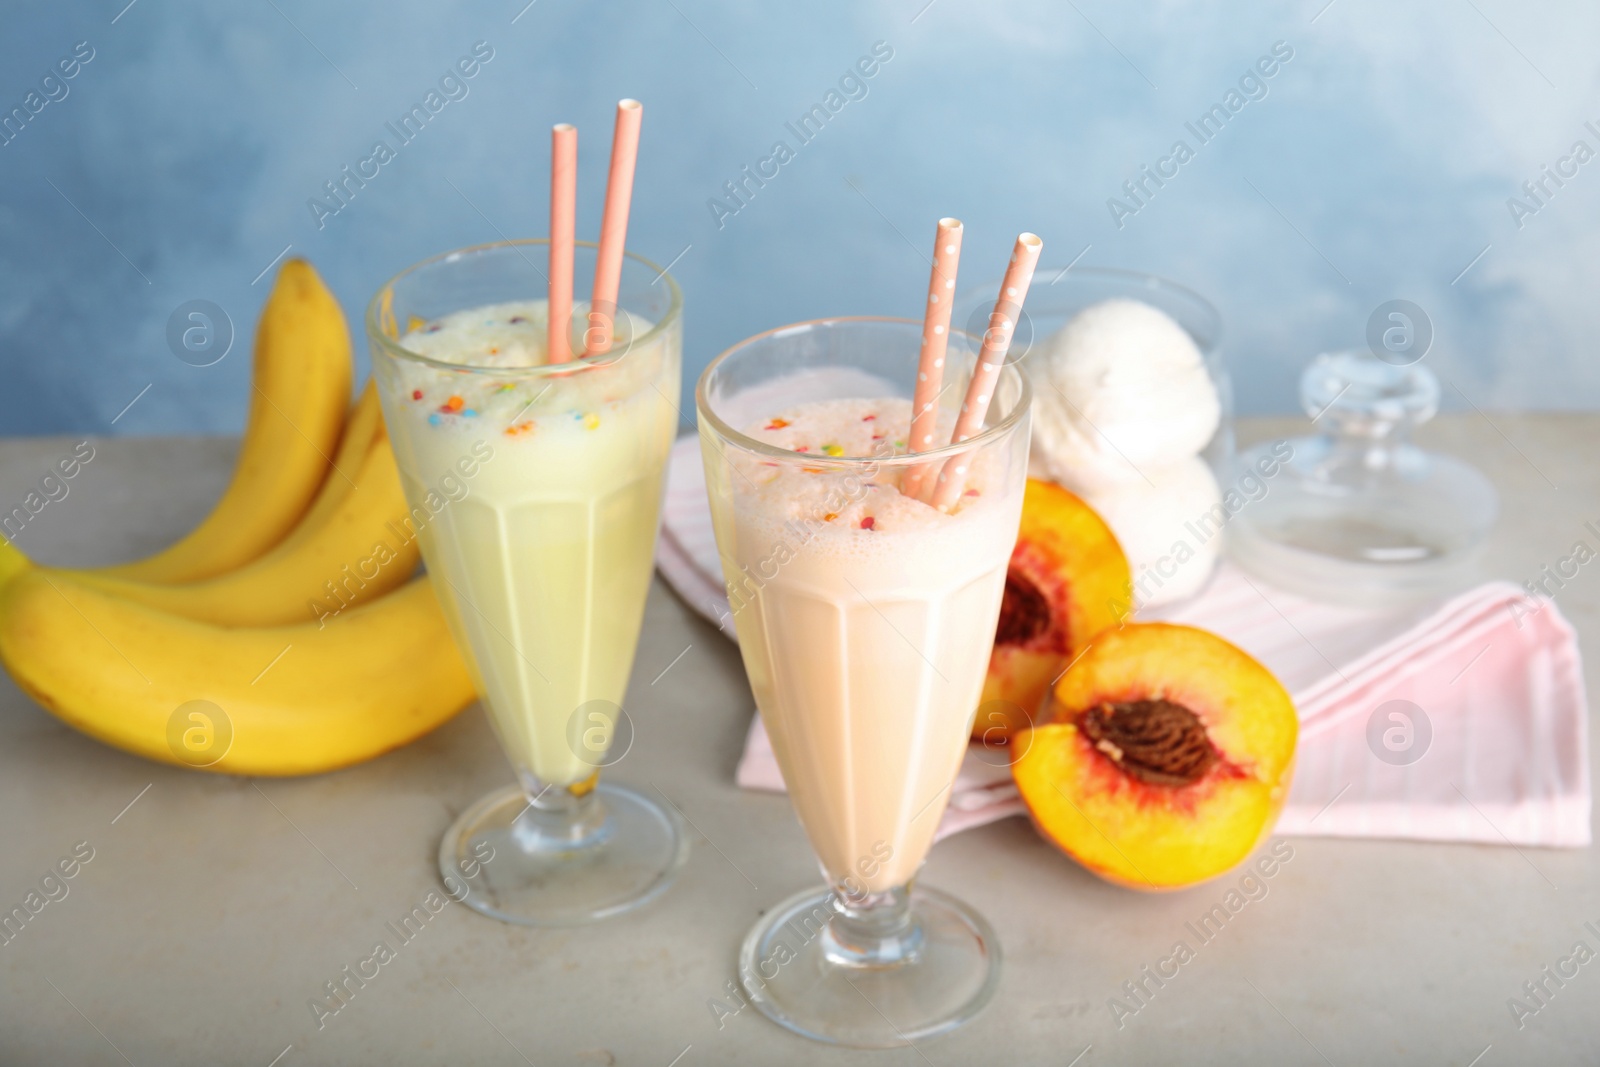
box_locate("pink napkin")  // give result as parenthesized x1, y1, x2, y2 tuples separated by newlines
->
(660, 435, 1591, 847)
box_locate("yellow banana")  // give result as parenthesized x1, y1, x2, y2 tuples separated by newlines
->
(0, 551, 474, 776)
(271, 379, 382, 555)
(66, 401, 419, 627)
(96, 259, 353, 583)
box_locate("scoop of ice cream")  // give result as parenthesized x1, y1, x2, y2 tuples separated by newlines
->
(1030, 407, 1145, 492)
(1030, 299, 1220, 490)
(1080, 455, 1222, 608)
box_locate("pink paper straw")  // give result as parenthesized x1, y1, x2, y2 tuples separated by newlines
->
(901, 217, 964, 502)
(548, 123, 577, 365)
(586, 99, 643, 356)
(930, 232, 1043, 512)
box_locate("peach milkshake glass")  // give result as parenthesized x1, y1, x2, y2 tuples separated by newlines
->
(696, 317, 1031, 1046)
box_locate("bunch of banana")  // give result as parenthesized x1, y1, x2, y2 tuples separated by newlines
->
(95, 259, 355, 583)
(0, 260, 476, 776)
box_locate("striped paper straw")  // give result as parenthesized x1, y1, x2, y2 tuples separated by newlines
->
(929, 232, 1042, 511)
(901, 217, 964, 502)
(548, 123, 578, 364)
(587, 99, 643, 356)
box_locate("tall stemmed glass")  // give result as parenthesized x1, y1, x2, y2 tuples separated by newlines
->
(368, 239, 686, 925)
(696, 317, 1031, 1046)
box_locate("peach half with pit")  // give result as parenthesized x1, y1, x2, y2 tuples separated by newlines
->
(1011, 623, 1297, 890)
(973, 479, 1131, 742)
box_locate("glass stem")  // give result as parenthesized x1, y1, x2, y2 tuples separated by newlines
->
(509, 776, 611, 853)
(821, 882, 925, 968)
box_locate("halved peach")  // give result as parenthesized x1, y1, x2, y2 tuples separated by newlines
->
(973, 479, 1131, 742)
(1011, 623, 1296, 890)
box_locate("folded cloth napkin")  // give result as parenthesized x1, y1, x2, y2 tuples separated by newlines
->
(660, 435, 1591, 847)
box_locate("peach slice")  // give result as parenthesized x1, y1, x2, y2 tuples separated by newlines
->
(1011, 623, 1297, 890)
(973, 479, 1131, 741)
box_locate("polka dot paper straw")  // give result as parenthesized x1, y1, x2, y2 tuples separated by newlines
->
(901, 217, 963, 502)
(930, 232, 1042, 511)
(548, 122, 578, 365)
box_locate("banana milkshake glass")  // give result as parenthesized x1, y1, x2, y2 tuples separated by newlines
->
(368, 239, 686, 925)
(697, 318, 1031, 1046)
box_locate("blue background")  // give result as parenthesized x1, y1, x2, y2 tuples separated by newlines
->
(1, 0, 1595, 434)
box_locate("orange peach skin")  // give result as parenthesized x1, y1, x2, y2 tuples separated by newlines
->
(975, 479, 1130, 740)
(1011, 623, 1297, 890)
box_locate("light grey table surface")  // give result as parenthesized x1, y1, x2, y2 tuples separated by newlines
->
(0, 414, 1596, 1066)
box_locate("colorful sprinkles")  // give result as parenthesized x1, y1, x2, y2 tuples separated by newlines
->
(753, 405, 934, 462)
(399, 302, 648, 446)
(737, 398, 994, 524)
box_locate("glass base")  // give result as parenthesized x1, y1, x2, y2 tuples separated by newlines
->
(439, 782, 687, 926)
(738, 884, 1000, 1047)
